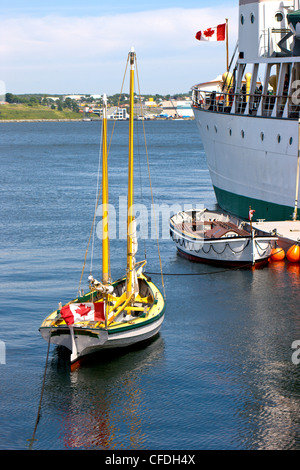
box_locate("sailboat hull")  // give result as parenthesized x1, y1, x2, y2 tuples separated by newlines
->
(39, 275, 165, 365)
(40, 314, 164, 363)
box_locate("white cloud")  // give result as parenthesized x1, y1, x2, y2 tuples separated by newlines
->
(1, 7, 238, 94)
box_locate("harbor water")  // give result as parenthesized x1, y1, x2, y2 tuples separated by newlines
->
(1, 120, 300, 450)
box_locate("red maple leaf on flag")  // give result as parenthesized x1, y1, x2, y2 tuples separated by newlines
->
(203, 28, 215, 38)
(74, 304, 92, 317)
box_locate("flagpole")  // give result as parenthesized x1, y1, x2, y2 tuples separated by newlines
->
(226, 18, 229, 72)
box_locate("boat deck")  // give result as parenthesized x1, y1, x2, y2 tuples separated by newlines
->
(252, 220, 300, 249)
(174, 220, 250, 239)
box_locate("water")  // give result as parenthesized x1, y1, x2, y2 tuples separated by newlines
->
(1, 120, 300, 450)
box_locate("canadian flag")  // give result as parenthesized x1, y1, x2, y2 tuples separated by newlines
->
(249, 209, 255, 220)
(195, 23, 226, 42)
(60, 302, 105, 325)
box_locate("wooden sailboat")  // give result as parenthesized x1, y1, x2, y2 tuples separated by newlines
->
(39, 48, 165, 370)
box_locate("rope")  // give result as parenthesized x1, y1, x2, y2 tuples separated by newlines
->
(78, 55, 130, 293)
(135, 57, 166, 299)
(27, 329, 52, 450)
(145, 263, 254, 276)
(135, 118, 147, 261)
(78, 183, 102, 295)
(90, 121, 103, 275)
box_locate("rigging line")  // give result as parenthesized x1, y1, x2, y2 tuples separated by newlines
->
(145, 263, 254, 276)
(27, 328, 52, 450)
(107, 53, 129, 280)
(107, 54, 130, 155)
(78, 181, 102, 294)
(135, 101, 147, 261)
(90, 122, 104, 274)
(135, 57, 166, 300)
(78, 56, 130, 292)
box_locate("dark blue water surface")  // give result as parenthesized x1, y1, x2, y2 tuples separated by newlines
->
(1, 120, 300, 450)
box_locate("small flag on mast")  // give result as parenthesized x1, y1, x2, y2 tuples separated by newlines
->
(195, 23, 226, 42)
(249, 208, 255, 221)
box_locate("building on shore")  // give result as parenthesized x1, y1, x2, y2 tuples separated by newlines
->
(176, 100, 193, 118)
(107, 107, 129, 120)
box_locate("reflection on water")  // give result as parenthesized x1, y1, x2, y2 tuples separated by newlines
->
(46, 336, 165, 450)
(234, 262, 300, 450)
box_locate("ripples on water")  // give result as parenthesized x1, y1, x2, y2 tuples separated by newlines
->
(1, 121, 300, 450)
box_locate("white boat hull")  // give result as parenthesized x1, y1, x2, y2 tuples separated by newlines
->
(171, 234, 273, 265)
(170, 209, 276, 266)
(39, 273, 166, 366)
(40, 314, 164, 363)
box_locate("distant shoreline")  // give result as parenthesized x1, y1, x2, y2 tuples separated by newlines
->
(0, 117, 194, 123)
(0, 118, 84, 123)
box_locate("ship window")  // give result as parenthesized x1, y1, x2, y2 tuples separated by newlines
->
(240, 15, 244, 25)
(290, 137, 293, 145)
(207, 125, 209, 131)
(277, 134, 281, 143)
(275, 12, 284, 22)
(241, 130, 245, 138)
(260, 132, 264, 141)
(229, 128, 232, 136)
(250, 13, 255, 24)
(214, 125, 217, 133)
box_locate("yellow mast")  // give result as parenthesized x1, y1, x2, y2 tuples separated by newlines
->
(126, 48, 136, 298)
(102, 93, 110, 284)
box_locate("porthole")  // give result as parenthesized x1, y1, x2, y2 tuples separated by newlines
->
(277, 134, 281, 143)
(241, 130, 245, 138)
(214, 125, 217, 133)
(260, 132, 264, 141)
(229, 128, 232, 136)
(207, 124, 209, 131)
(275, 12, 284, 22)
(250, 13, 255, 24)
(240, 15, 244, 25)
(290, 137, 293, 145)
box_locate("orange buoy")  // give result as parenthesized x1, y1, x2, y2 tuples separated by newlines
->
(270, 246, 285, 261)
(286, 244, 300, 262)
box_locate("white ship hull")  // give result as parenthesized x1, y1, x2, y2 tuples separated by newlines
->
(193, 107, 299, 221)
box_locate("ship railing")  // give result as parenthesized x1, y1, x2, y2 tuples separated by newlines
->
(192, 87, 300, 119)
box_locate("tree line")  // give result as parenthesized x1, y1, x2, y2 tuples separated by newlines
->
(5, 93, 79, 112)
(4, 91, 192, 110)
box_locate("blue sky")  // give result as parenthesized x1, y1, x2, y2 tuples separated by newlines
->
(1, 0, 238, 95)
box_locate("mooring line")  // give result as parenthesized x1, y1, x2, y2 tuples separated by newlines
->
(27, 329, 52, 450)
(145, 263, 254, 276)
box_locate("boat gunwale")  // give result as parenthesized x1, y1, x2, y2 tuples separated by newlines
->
(169, 222, 278, 243)
(42, 306, 165, 337)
